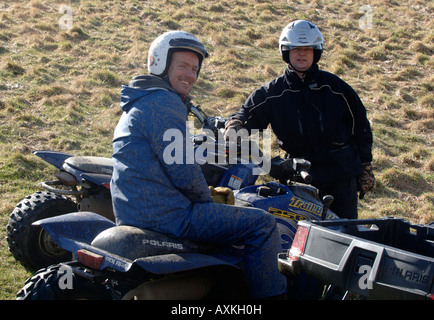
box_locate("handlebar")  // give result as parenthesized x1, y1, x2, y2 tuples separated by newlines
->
(188, 104, 226, 139)
(188, 104, 207, 124)
(300, 170, 313, 184)
(269, 156, 313, 184)
(189, 104, 314, 185)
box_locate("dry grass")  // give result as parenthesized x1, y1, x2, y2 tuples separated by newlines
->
(0, 0, 433, 299)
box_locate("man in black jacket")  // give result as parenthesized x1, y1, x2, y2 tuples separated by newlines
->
(225, 20, 374, 219)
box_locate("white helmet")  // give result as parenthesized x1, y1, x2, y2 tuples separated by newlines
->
(279, 20, 323, 65)
(147, 31, 209, 78)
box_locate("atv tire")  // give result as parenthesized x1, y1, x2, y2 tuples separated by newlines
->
(6, 191, 77, 271)
(16, 262, 111, 300)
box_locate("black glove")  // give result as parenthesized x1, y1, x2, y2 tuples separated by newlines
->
(357, 162, 375, 199)
(223, 119, 246, 143)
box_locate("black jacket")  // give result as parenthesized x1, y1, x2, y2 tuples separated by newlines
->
(230, 65, 373, 185)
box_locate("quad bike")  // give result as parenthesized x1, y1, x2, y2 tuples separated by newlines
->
(16, 211, 267, 299)
(10, 106, 338, 299)
(16, 151, 338, 300)
(6, 152, 114, 271)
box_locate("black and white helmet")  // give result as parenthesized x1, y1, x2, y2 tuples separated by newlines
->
(148, 31, 209, 78)
(279, 20, 323, 65)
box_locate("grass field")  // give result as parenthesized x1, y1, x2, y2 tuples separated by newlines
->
(0, 0, 433, 299)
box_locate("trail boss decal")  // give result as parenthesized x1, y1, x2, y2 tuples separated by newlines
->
(268, 196, 324, 220)
(268, 207, 307, 222)
(288, 196, 323, 216)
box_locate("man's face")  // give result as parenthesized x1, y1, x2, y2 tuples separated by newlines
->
(289, 47, 314, 72)
(168, 51, 199, 96)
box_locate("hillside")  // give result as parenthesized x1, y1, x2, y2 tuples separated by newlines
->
(0, 0, 433, 299)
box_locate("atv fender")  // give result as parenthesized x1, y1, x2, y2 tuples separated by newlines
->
(34, 213, 243, 275)
(90, 225, 243, 274)
(134, 252, 243, 275)
(33, 211, 115, 253)
(33, 150, 73, 169)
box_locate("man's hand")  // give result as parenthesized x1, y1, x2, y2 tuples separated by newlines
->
(223, 119, 245, 142)
(357, 162, 375, 199)
(209, 186, 235, 205)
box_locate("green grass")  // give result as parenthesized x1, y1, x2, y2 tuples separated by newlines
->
(0, 0, 433, 299)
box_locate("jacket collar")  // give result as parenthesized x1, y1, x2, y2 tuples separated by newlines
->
(128, 74, 174, 92)
(284, 64, 319, 87)
(128, 74, 192, 105)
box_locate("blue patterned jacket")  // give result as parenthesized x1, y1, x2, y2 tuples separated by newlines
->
(110, 76, 213, 231)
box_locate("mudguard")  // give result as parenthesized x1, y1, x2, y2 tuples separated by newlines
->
(33, 212, 242, 275)
(33, 211, 115, 253)
(133, 252, 242, 275)
(90, 225, 244, 273)
(71, 244, 243, 274)
(33, 150, 73, 169)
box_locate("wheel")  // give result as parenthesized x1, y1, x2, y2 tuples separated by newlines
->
(16, 262, 112, 300)
(6, 191, 77, 271)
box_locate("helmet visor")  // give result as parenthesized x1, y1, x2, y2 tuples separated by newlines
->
(281, 44, 321, 51)
(169, 38, 209, 59)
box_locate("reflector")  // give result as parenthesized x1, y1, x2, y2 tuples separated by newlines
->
(77, 249, 104, 269)
(288, 225, 309, 260)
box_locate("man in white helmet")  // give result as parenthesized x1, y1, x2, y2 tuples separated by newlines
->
(225, 20, 374, 219)
(110, 31, 287, 299)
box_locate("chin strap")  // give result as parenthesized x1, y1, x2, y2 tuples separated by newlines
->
(288, 62, 309, 77)
(287, 63, 315, 79)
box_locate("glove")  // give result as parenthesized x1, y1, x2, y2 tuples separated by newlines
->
(223, 119, 246, 142)
(357, 162, 375, 199)
(209, 186, 235, 205)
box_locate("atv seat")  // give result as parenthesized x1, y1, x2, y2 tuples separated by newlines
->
(64, 156, 114, 175)
(91, 226, 218, 261)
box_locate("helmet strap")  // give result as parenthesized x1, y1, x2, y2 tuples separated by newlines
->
(288, 61, 309, 75)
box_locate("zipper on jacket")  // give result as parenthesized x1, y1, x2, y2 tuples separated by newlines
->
(296, 108, 303, 136)
(310, 102, 324, 134)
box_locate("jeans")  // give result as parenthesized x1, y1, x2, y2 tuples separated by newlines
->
(151, 202, 288, 299)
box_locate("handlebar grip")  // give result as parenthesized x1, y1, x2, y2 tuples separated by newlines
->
(300, 170, 313, 184)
